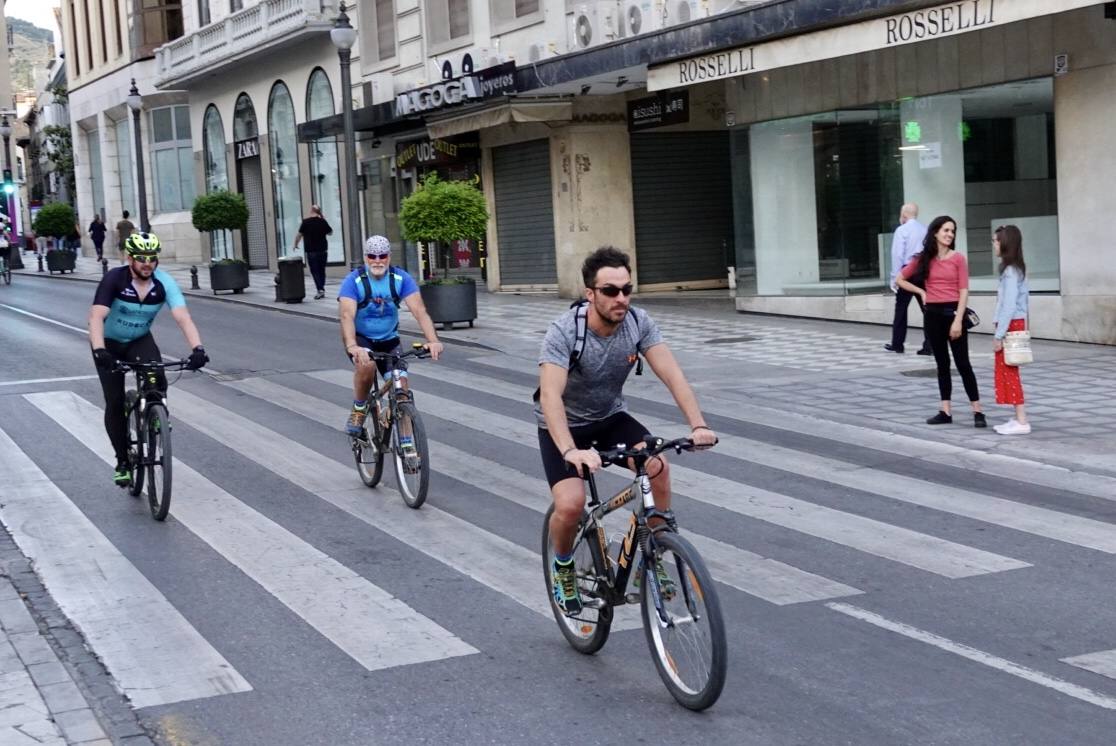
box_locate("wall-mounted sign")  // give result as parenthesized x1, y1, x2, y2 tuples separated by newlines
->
(648, 0, 1099, 91)
(235, 137, 259, 160)
(395, 135, 481, 171)
(628, 90, 689, 131)
(394, 61, 517, 117)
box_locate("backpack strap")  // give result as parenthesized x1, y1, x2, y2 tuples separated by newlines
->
(388, 266, 401, 308)
(626, 307, 644, 376)
(568, 300, 589, 373)
(356, 267, 403, 309)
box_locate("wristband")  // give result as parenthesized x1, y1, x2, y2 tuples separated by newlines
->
(691, 425, 710, 433)
(561, 446, 577, 459)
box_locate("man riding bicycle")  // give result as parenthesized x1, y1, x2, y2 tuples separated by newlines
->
(88, 232, 208, 486)
(338, 235, 444, 443)
(537, 246, 717, 615)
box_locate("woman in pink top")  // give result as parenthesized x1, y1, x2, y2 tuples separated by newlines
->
(897, 216, 986, 428)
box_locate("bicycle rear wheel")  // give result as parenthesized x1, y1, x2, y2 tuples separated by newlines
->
(354, 401, 385, 487)
(126, 393, 145, 497)
(639, 531, 726, 711)
(391, 401, 429, 508)
(541, 505, 613, 654)
(145, 403, 172, 521)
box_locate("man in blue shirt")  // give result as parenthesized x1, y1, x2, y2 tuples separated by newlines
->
(337, 235, 444, 437)
(885, 203, 931, 355)
(88, 232, 208, 486)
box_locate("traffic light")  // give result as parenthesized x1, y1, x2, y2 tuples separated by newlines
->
(2, 168, 12, 195)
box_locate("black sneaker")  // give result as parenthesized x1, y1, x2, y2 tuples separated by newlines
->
(113, 461, 131, 487)
(884, 344, 904, 353)
(926, 411, 953, 425)
(917, 346, 933, 356)
(974, 412, 987, 428)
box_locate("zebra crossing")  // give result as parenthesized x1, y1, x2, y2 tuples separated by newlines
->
(3, 364, 1116, 717)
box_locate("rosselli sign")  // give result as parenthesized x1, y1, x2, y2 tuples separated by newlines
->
(648, 0, 1100, 91)
(394, 61, 517, 117)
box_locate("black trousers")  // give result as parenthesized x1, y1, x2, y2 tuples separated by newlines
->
(92, 238, 105, 259)
(924, 303, 980, 403)
(891, 288, 928, 351)
(94, 334, 165, 463)
(306, 251, 328, 292)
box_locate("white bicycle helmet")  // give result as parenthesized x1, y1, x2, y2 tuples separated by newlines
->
(364, 235, 391, 255)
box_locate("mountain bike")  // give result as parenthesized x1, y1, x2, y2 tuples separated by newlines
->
(350, 343, 431, 508)
(541, 435, 727, 711)
(116, 359, 190, 521)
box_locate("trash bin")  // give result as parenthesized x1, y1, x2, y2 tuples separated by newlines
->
(275, 256, 305, 303)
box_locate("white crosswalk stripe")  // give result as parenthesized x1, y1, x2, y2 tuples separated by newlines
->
(0, 416, 252, 708)
(308, 370, 1027, 579)
(223, 376, 861, 607)
(25, 391, 478, 673)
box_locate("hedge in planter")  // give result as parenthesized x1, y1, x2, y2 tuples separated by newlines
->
(33, 203, 77, 255)
(193, 191, 251, 294)
(209, 258, 250, 294)
(46, 249, 76, 274)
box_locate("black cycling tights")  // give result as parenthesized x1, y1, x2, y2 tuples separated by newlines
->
(94, 334, 165, 464)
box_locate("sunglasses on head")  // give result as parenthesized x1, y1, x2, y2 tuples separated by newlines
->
(365, 252, 390, 260)
(131, 255, 157, 264)
(593, 283, 634, 298)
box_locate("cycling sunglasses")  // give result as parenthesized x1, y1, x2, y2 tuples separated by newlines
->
(365, 251, 390, 260)
(131, 254, 158, 264)
(593, 283, 634, 297)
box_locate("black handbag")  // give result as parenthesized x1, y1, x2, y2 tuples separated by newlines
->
(962, 307, 980, 330)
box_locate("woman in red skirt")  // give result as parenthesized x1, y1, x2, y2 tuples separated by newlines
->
(991, 225, 1030, 435)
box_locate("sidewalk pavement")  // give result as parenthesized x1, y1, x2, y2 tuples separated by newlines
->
(6, 252, 1116, 742)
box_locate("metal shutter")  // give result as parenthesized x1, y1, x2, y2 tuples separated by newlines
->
(238, 158, 269, 269)
(631, 132, 734, 285)
(493, 140, 556, 286)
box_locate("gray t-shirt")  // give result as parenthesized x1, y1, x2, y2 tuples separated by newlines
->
(535, 305, 663, 428)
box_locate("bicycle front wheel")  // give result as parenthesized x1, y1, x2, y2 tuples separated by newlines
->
(391, 401, 429, 509)
(145, 403, 172, 521)
(640, 531, 727, 711)
(541, 505, 613, 654)
(126, 394, 145, 498)
(355, 402, 385, 488)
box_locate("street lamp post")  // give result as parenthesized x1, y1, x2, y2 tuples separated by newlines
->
(125, 80, 150, 233)
(331, 3, 361, 269)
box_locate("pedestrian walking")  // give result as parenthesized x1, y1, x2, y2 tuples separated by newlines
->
(884, 203, 931, 355)
(991, 224, 1031, 435)
(67, 221, 81, 253)
(896, 215, 986, 428)
(116, 211, 135, 255)
(292, 205, 333, 299)
(89, 215, 107, 260)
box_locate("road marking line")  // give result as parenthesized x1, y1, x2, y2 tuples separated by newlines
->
(1061, 649, 1116, 680)
(226, 376, 860, 607)
(0, 303, 89, 334)
(0, 416, 253, 708)
(309, 370, 1028, 580)
(0, 374, 100, 387)
(26, 391, 477, 673)
(827, 602, 1116, 711)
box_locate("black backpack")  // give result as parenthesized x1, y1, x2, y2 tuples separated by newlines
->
(532, 300, 644, 402)
(356, 266, 402, 310)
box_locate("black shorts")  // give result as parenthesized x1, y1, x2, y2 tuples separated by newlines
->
(348, 335, 403, 378)
(538, 411, 650, 488)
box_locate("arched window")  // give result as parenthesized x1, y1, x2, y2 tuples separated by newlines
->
(268, 81, 301, 257)
(306, 68, 343, 263)
(203, 104, 232, 259)
(233, 93, 258, 141)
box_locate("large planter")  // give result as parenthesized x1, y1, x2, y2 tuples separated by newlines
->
(45, 250, 76, 274)
(419, 279, 477, 329)
(209, 262, 250, 294)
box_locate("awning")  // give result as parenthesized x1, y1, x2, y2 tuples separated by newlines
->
(425, 100, 573, 139)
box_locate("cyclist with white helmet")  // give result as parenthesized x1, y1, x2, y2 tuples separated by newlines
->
(88, 232, 208, 486)
(337, 235, 444, 436)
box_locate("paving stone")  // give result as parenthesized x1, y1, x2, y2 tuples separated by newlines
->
(39, 680, 89, 714)
(8, 632, 57, 667)
(53, 709, 108, 743)
(0, 723, 64, 745)
(0, 598, 38, 635)
(26, 660, 69, 688)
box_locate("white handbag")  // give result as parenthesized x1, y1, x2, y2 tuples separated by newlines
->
(1003, 329, 1033, 366)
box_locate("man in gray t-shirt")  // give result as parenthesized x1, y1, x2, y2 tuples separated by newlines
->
(537, 246, 717, 616)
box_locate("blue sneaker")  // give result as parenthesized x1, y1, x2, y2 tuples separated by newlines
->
(552, 558, 582, 615)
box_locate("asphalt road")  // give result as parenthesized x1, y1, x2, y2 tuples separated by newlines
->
(3, 275, 1116, 745)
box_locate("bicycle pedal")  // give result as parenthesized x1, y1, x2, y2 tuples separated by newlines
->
(624, 593, 640, 604)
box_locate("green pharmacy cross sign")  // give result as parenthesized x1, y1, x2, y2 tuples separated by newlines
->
(904, 121, 922, 143)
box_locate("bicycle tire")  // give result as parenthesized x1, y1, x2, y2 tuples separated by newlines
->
(145, 403, 172, 521)
(541, 505, 613, 654)
(126, 393, 145, 497)
(639, 531, 727, 711)
(2, 263, 9, 285)
(355, 401, 385, 487)
(391, 401, 429, 509)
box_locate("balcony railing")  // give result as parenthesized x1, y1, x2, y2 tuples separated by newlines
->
(154, 0, 336, 88)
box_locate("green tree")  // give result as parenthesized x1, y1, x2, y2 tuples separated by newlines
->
(32, 201, 76, 240)
(191, 190, 249, 232)
(399, 175, 488, 280)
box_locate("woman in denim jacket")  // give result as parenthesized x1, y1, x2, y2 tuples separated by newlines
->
(991, 225, 1030, 435)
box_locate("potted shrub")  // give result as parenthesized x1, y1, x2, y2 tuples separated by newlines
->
(192, 191, 250, 294)
(399, 175, 487, 328)
(32, 202, 77, 273)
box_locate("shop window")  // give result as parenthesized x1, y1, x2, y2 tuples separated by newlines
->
(149, 105, 195, 213)
(115, 118, 135, 218)
(233, 93, 258, 141)
(203, 105, 232, 259)
(427, 0, 471, 51)
(306, 69, 344, 263)
(268, 81, 301, 258)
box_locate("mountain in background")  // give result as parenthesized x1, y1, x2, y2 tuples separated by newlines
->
(7, 17, 56, 92)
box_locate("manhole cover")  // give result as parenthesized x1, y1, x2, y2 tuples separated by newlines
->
(705, 335, 757, 344)
(900, 368, 938, 378)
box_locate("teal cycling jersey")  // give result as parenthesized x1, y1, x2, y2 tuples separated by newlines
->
(93, 266, 186, 343)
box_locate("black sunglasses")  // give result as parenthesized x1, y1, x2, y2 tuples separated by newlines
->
(593, 284, 634, 298)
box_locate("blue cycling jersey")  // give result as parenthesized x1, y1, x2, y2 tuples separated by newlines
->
(93, 266, 186, 343)
(337, 266, 419, 341)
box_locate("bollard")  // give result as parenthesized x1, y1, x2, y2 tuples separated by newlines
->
(36, 253, 43, 272)
(190, 265, 199, 290)
(101, 258, 109, 276)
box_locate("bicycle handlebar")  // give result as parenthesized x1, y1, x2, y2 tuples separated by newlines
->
(595, 434, 716, 468)
(112, 359, 191, 374)
(360, 344, 432, 362)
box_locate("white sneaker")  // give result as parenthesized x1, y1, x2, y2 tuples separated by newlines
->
(994, 419, 1031, 435)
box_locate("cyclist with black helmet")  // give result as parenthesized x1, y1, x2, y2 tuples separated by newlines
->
(88, 232, 209, 486)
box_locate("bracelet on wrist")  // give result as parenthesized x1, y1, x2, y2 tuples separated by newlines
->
(691, 425, 710, 433)
(561, 446, 577, 458)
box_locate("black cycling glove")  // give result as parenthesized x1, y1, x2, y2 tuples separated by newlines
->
(92, 348, 115, 371)
(186, 346, 209, 371)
